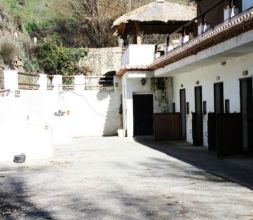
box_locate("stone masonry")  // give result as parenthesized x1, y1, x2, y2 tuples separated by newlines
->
(80, 47, 123, 76)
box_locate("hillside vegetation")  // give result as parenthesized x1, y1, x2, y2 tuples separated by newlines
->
(1, 0, 191, 47)
(0, 0, 191, 75)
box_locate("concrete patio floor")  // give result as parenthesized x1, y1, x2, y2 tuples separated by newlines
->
(0, 137, 253, 220)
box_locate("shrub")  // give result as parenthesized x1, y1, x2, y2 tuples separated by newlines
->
(23, 57, 41, 73)
(0, 41, 17, 65)
(24, 22, 39, 33)
(18, 0, 26, 6)
(24, 21, 53, 34)
(35, 41, 88, 75)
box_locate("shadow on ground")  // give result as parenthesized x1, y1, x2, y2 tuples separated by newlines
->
(0, 167, 188, 220)
(134, 136, 253, 190)
(0, 167, 55, 220)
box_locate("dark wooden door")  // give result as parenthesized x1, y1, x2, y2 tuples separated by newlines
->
(133, 94, 154, 136)
(240, 78, 253, 152)
(216, 114, 243, 157)
(180, 89, 187, 140)
(192, 86, 203, 146)
(214, 82, 224, 114)
(209, 83, 224, 150)
(154, 113, 181, 141)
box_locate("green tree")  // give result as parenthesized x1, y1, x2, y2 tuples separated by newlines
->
(35, 41, 88, 75)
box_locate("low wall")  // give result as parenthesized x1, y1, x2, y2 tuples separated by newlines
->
(0, 72, 122, 162)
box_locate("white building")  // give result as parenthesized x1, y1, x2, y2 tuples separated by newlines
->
(117, 0, 253, 157)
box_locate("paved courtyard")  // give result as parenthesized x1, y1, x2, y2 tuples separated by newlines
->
(0, 137, 253, 220)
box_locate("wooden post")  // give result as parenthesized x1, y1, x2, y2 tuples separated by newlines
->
(134, 22, 142, 45)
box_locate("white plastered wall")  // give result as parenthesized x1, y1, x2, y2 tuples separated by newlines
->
(243, 0, 253, 11)
(122, 71, 173, 137)
(173, 52, 253, 147)
(0, 73, 122, 162)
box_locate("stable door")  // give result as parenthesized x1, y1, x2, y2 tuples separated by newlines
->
(180, 89, 187, 140)
(192, 86, 203, 146)
(240, 77, 253, 152)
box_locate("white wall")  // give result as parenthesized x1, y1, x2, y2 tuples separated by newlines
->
(58, 90, 122, 137)
(122, 71, 173, 137)
(243, 0, 253, 11)
(0, 73, 122, 162)
(121, 44, 156, 66)
(173, 53, 253, 146)
(122, 72, 152, 137)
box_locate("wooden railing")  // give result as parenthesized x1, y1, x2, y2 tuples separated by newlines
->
(151, 6, 253, 69)
(18, 72, 40, 90)
(155, 0, 230, 57)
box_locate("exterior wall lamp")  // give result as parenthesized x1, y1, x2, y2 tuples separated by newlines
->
(141, 78, 147, 86)
(243, 70, 248, 76)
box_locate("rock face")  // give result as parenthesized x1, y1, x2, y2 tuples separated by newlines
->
(80, 47, 122, 76)
(0, 7, 17, 37)
(0, 7, 30, 72)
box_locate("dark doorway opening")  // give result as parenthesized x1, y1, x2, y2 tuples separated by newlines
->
(180, 89, 187, 140)
(208, 82, 224, 150)
(214, 82, 224, 114)
(192, 86, 203, 146)
(240, 77, 253, 152)
(133, 94, 154, 136)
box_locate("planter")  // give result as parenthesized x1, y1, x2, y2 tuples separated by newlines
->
(117, 129, 125, 138)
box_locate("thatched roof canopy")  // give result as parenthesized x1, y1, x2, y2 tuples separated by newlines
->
(113, 0, 196, 39)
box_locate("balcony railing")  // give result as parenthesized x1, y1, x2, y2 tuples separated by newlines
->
(151, 6, 253, 69)
(154, 0, 248, 58)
